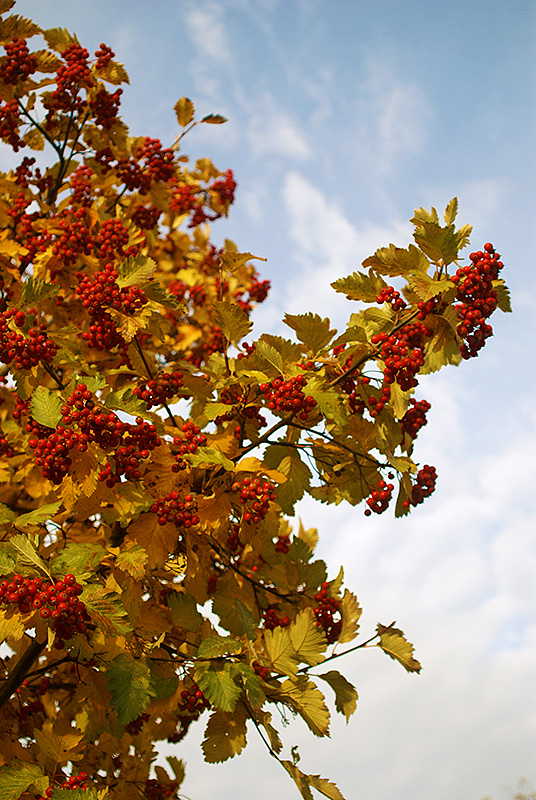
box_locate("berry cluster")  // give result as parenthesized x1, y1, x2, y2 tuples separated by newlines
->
(144, 780, 180, 800)
(313, 583, 342, 644)
(134, 371, 184, 409)
(90, 86, 122, 129)
(274, 533, 290, 554)
(69, 165, 93, 206)
(135, 137, 175, 185)
(149, 490, 199, 528)
(76, 263, 146, 315)
(211, 169, 236, 209)
(131, 204, 161, 230)
(44, 43, 92, 117)
(403, 464, 437, 508)
(178, 683, 210, 716)
(185, 325, 225, 367)
(262, 608, 290, 630)
(0, 99, 25, 151)
(259, 375, 317, 421)
(42, 772, 90, 798)
(234, 275, 271, 314)
(452, 243, 503, 359)
(252, 660, 270, 680)
(94, 43, 114, 71)
(364, 479, 394, 515)
(376, 285, 407, 311)
(96, 218, 129, 260)
(231, 476, 276, 524)
(0, 39, 37, 85)
(369, 321, 431, 415)
(171, 421, 207, 472)
(401, 398, 431, 439)
(52, 208, 93, 265)
(0, 573, 88, 649)
(226, 522, 243, 554)
(0, 310, 58, 370)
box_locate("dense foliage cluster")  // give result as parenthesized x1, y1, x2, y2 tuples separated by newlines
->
(0, 3, 510, 799)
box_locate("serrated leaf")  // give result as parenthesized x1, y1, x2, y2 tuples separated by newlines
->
(339, 589, 362, 644)
(213, 300, 252, 345)
(362, 243, 430, 277)
(264, 449, 311, 515)
(283, 313, 337, 355)
(0, 1, 15, 15)
(0, 503, 16, 525)
(42, 27, 77, 52)
(0, 763, 48, 800)
(20, 276, 59, 306)
(0, 14, 41, 44)
(187, 446, 234, 471)
(105, 654, 155, 725)
(289, 609, 326, 666)
(230, 662, 265, 708)
(33, 719, 84, 764)
(255, 339, 284, 375)
(318, 670, 358, 722)
(331, 270, 387, 302)
(233, 599, 258, 639)
(50, 543, 106, 575)
(201, 113, 227, 124)
(15, 501, 62, 530)
(376, 623, 422, 673)
(115, 544, 148, 579)
(201, 705, 247, 763)
(29, 385, 63, 429)
(443, 197, 458, 225)
(305, 377, 347, 426)
(96, 60, 129, 85)
(116, 254, 157, 288)
(81, 585, 132, 637)
(195, 663, 241, 712)
(263, 626, 298, 677)
(198, 634, 242, 658)
(166, 756, 185, 787)
(174, 96, 195, 126)
(281, 676, 330, 737)
(220, 250, 266, 273)
(494, 280, 512, 312)
(5, 533, 51, 577)
(203, 401, 235, 421)
(168, 591, 203, 631)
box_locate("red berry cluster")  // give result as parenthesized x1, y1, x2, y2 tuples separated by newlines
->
(131, 204, 161, 230)
(0, 99, 25, 151)
(234, 275, 271, 314)
(52, 208, 93, 265)
(416, 295, 446, 320)
(185, 325, 225, 367)
(168, 279, 207, 308)
(69, 165, 93, 206)
(94, 43, 114, 70)
(313, 583, 342, 644)
(135, 137, 175, 184)
(369, 321, 431, 415)
(274, 533, 290, 554)
(17, 699, 44, 731)
(376, 285, 407, 311)
(259, 375, 317, 421)
(211, 169, 236, 210)
(0, 433, 14, 457)
(236, 341, 256, 361)
(0, 39, 37, 85)
(0, 573, 88, 648)
(171, 421, 207, 472)
(134, 371, 184, 409)
(14, 156, 36, 188)
(144, 780, 180, 800)
(226, 522, 243, 554)
(403, 464, 437, 508)
(149, 490, 199, 528)
(231, 475, 276, 523)
(252, 660, 270, 680)
(364, 479, 394, 515)
(262, 608, 290, 630)
(169, 182, 199, 217)
(178, 683, 210, 716)
(42, 772, 90, 798)
(44, 43, 92, 116)
(401, 398, 431, 439)
(0, 310, 58, 370)
(90, 86, 122, 129)
(452, 243, 503, 359)
(96, 218, 129, 260)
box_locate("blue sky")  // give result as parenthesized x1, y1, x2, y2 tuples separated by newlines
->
(4, 2, 536, 799)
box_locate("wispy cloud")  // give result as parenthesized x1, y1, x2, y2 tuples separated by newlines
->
(184, 2, 234, 68)
(246, 108, 311, 160)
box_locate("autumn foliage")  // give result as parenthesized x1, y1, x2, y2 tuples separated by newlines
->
(0, 3, 511, 800)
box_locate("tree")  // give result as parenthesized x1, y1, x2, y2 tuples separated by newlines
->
(0, 4, 511, 799)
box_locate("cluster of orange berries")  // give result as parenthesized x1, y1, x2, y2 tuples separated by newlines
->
(369, 321, 431, 415)
(52, 208, 93, 265)
(401, 398, 431, 439)
(259, 374, 317, 420)
(404, 464, 437, 508)
(0, 38, 37, 84)
(231, 475, 276, 524)
(313, 582, 342, 644)
(376, 285, 407, 311)
(0, 573, 88, 649)
(364, 479, 394, 515)
(41, 772, 90, 798)
(171, 421, 207, 471)
(0, 310, 58, 370)
(149, 490, 199, 528)
(262, 608, 291, 630)
(453, 243, 503, 359)
(134, 371, 185, 409)
(44, 43, 92, 116)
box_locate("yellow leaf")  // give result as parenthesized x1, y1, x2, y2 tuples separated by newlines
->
(281, 676, 330, 737)
(127, 513, 178, 568)
(33, 719, 85, 765)
(289, 609, 326, 666)
(0, 607, 25, 642)
(339, 589, 362, 644)
(263, 626, 298, 677)
(174, 96, 195, 126)
(376, 623, 422, 673)
(201, 705, 248, 763)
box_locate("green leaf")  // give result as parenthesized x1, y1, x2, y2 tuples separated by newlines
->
(331, 270, 386, 302)
(117, 254, 157, 288)
(213, 300, 252, 345)
(0, 503, 16, 525)
(376, 623, 422, 673)
(50, 543, 106, 576)
(198, 634, 242, 658)
(6, 534, 51, 577)
(187, 447, 235, 471)
(81, 585, 132, 637)
(115, 544, 148, 580)
(230, 662, 265, 708)
(29, 385, 62, 429)
(203, 402, 235, 421)
(20, 276, 59, 306)
(201, 706, 248, 763)
(305, 377, 347, 426)
(318, 670, 358, 722)
(283, 313, 337, 355)
(195, 663, 241, 712)
(174, 96, 195, 126)
(264, 448, 311, 515)
(168, 591, 204, 631)
(289, 609, 326, 666)
(338, 589, 362, 644)
(255, 339, 284, 375)
(15, 501, 62, 530)
(105, 654, 155, 725)
(0, 762, 48, 800)
(362, 243, 430, 277)
(233, 599, 258, 639)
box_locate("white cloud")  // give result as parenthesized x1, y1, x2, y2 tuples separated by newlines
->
(184, 2, 234, 68)
(246, 109, 311, 160)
